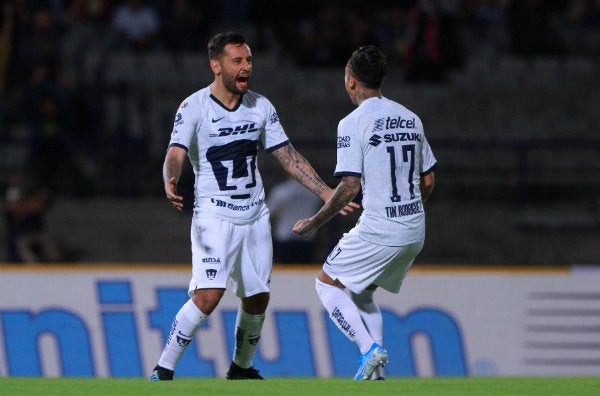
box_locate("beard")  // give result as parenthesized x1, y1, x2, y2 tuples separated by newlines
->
(223, 72, 249, 95)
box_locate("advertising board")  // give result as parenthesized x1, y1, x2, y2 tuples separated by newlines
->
(1, 265, 598, 377)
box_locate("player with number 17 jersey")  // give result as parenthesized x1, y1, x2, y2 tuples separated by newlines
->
(334, 96, 437, 246)
(168, 87, 289, 224)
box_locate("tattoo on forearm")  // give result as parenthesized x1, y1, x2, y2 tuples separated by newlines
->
(311, 179, 358, 228)
(274, 145, 328, 197)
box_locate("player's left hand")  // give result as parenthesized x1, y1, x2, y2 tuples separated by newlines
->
(339, 201, 360, 216)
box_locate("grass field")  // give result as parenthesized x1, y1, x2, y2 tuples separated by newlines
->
(1, 377, 599, 396)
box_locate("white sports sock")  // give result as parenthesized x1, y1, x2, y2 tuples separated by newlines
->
(232, 307, 265, 369)
(350, 290, 385, 379)
(350, 290, 385, 380)
(158, 299, 208, 370)
(350, 289, 383, 345)
(315, 279, 374, 353)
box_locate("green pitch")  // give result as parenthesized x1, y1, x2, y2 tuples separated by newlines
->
(1, 377, 598, 396)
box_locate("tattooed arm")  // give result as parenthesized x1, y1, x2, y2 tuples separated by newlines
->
(271, 143, 331, 201)
(293, 175, 361, 238)
(272, 143, 359, 215)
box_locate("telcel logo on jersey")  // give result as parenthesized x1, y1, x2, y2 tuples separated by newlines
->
(385, 116, 416, 129)
(217, 123, 259, 137)
(374, 116, 416, 131)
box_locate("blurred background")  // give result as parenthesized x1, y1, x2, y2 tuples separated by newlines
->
(0, 0, 598, 266)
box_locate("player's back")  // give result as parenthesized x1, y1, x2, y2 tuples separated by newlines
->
(360, 97, 427, 206)
(337, 96, 437, 245)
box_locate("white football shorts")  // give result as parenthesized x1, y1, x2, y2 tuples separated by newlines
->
(322, 231, 424, 294)
(187, 213, 272, 298)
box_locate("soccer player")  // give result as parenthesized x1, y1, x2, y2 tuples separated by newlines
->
(293, 45, 437, 380)
(149, 31, 357, 381)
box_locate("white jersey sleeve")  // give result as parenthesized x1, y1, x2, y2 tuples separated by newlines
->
(167, 87, 290, 224)
(334, 96, 437, 246)
(334, 115, 363, 177)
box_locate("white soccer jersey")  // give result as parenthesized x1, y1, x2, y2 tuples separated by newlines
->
(168, 87, 290, 224)
(334, 96, 437, 246)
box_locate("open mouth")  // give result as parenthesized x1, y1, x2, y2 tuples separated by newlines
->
(236, 76, 249, 91)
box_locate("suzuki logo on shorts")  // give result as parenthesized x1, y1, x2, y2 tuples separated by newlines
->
(217, 123, 259, 137)
(205, 269, 217, 280)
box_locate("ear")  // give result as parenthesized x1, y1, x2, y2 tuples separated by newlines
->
(210, 59, 221, 75)
(347, 75, 357, 90)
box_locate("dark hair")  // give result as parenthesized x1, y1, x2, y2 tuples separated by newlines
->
(347, 46, 387, 89)
(207, 31, 247, 60)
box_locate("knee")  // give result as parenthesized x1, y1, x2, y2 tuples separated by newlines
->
(192, 288, 225, 315)
(241, 292, 270, 314)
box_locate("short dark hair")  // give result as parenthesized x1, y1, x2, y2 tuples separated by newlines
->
(207, 31, 247, 60)
(347, 46, 387, 89)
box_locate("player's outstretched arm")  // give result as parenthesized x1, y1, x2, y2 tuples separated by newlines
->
(163, 146, 186, 211)
(293, 175, 360, 238)
(271, 144, 329, 199)
(271, 144, 359, 214)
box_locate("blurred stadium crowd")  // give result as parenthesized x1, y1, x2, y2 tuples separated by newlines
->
(0, 0, 599, 264)
(1, 0, 599, 197)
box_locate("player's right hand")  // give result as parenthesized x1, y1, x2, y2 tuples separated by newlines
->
(165, 177, 184, 211)
(293, 218, 317, 238)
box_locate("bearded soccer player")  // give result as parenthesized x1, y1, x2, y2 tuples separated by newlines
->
(149, 31, 357, 381)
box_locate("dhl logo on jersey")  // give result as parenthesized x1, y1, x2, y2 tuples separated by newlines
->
(210, 123, 260, 137)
